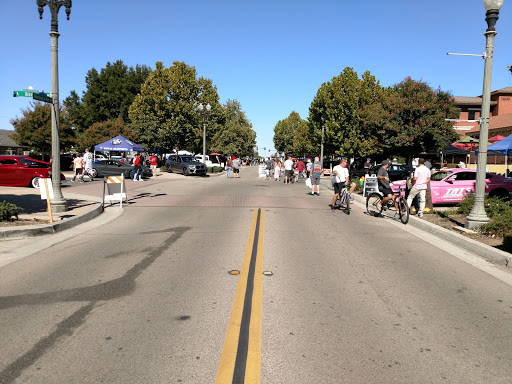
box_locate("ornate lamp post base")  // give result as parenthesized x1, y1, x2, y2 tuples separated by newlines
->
(51, 198, 67, 213)
(465, 213, 490, 229)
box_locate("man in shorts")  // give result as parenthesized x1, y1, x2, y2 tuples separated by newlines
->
(284, 156, 294, 184)
(377, 160, 397, 211)
(72, 153, 84, 182)
(331, 158, 357, 211)
(232, 156, 240, 178)
(310, 156, 322, 195)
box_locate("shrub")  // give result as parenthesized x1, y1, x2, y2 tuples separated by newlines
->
(0, 201, 24, 221)
(457, 196, 511, 218)
(159, 165, 167, 172)
(207, 166, 224, 173)
(479, 210, 512, 238)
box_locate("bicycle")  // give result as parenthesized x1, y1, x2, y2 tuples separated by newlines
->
(366, 184, 409, 224)
(333, 185, 350, 215)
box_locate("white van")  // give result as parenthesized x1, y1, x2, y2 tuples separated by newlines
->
(195, 154, 221, 167)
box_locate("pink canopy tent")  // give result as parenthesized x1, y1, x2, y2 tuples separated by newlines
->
(489, 135, 506, 142)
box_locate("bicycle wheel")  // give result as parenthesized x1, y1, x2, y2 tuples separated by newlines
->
(343, 192, 350, 215)
(398, 197, 409, 224)
(366, 193, 382, 216)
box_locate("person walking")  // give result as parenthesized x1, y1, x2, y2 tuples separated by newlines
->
(284, 156, 294, 184)
(83, 148, 93, 181)
(296, 159, 305, 179)
(149, 153, 158, 176)
(232, 156, 240, 178)
(310, 156, 322, 195)
(72, 153, 84, 182)
(406, 158, 431, 217)
(274, 160, 281, 181)
(306, 159, 313, 178)
(226, 157, 233, 178)
(133, 153, 143, 181)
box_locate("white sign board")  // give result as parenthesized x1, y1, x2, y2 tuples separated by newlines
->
(39, 178, 54, 200)
(363, 174, 379, 197)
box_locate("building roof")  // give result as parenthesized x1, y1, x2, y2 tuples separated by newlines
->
(0, 129, 20, 147)
(467, 113, 512, 134)
(491, 87, 512, 96)
(453, 96, 497, 106)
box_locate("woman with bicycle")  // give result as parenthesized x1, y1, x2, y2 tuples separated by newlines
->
(376, 160, 398, 212)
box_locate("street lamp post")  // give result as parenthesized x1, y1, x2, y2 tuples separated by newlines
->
(37, 0, 72, 213)
(320, 115, 325, 166)
(198, 103, 211, 163)
(465, 0, 504, 229)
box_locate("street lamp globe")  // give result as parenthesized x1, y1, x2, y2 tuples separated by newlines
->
(206, 103, 211, 113)
(198, 103, 204, 112)
(483, 0, 503, 10)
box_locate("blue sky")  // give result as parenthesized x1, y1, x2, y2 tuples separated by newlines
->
(1, 0, 511, 157)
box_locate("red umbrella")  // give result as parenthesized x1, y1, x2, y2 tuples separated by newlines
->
(489, 135, 506, 142)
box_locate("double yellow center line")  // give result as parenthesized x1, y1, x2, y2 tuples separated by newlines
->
(216, 208, 265, 384)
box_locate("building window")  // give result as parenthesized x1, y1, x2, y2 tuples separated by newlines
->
(468, 109, 480, 121)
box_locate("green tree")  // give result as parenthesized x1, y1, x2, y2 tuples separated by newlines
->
(292, 120, 313, 157)
(129, 61, 222, 153)
(273, 111, 306, 156)
(10, 102, 75, 155)
(308, 67, 383, 159)
(360, 77, 458, 159)
(63, 60, 151, 131)
(210, 99, 256, 156)
(76, 119, 138, 152)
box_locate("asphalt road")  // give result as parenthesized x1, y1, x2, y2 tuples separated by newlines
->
(1, 168, 512, 383)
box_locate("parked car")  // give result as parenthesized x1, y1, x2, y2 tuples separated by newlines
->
(166, 155, 207, 175)
(92, 159, 152, 179)
(351, 164, 411, 182)
(0, 155, 66, 188)
(195, 154, 221, 167)
(391, 168, 512, 204)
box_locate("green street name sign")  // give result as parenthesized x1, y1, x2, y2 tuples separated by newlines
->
(13, 90, 50, 98)
(33, 93, 53, 103)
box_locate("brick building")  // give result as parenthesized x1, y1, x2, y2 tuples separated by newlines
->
(452, 87, 512, 138)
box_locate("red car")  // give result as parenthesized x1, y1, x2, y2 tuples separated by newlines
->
(0, 155, 66, 188)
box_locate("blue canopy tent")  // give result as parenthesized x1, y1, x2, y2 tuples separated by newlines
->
(475, 134, 512, 176)
(94, 135, 145, 160)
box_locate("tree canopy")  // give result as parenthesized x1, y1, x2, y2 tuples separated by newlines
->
(273, 111, 311, 157)
(9, 102, 74, 155)
(308, 67, 383, 158)
(63, 60, 151, 132)
(128, 61, 222, 153)
(210, 99, 256, 156)
(360, 77, 459, 159)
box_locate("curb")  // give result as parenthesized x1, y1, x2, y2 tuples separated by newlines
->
(0, 203, 104, 241)
(351, 193, 512, 269)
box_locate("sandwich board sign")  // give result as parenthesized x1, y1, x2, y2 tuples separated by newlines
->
(103, 174, 128, 207)
(363, 174, 379, 197)
(39, 178, 54, 223)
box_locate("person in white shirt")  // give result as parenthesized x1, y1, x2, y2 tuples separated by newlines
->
(284, 157, 294, 184)
(331, 158, 357, 211)
(83, 148, 93, 180)
(406, 158, 431, 217)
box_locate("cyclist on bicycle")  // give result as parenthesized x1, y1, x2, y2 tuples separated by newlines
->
(377, 160, 398, 211)
(331, 158, 356, 211)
